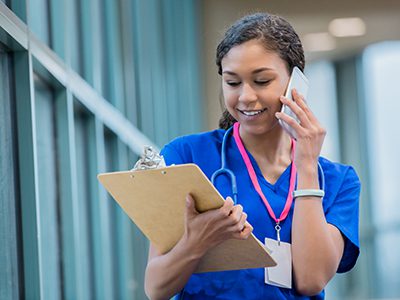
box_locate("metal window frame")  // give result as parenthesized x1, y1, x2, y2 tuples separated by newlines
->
(1, 2, 157, 154)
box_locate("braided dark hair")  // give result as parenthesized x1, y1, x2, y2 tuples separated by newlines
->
(216, 13, 305, 129)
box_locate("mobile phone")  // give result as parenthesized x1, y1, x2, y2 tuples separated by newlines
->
(278, 66, 309, 138)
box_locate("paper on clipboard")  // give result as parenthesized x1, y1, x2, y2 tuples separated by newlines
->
(98, 163, 276, 273)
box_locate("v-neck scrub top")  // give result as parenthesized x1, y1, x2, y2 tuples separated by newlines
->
(160, 129, 360, 300)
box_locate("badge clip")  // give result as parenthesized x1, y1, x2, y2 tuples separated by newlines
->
(132, 146, 166, 171)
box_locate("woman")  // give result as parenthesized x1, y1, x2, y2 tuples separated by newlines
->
(145, 13, 360, 299)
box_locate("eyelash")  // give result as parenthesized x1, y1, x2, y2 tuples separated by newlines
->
(226, 80, 270, 87)
(255, 80, 270, 85)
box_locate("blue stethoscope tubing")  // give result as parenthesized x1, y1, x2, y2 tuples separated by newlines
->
(211, 126, 325, 204)
(211, 126, 238, 204)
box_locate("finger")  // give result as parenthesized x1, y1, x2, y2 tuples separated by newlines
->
(240, 223, 253, 239)
(233, 222, 253, 239)
(229, 204, 243, 224)
(280, 94, 311, 128)
(292, 89, 320, 125)
(228, 211, 247, 233)
(220, 196, 234, 217)
(275, 111, 306, 138)
(228, 215, 246, 234)
(238, 212, 247, 230)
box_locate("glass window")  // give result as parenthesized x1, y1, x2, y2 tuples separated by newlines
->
(374, 231, 400, 296)
(363, 42, 400, 227)
(0, 46, 22, 300)
(362, 41, 400, 297)
(103, 130, 148, 299)
(66, 0, 83, 76)
(79, 0, 104, 94)
(100, 0, 125, 110)
(49, 0, 66, 60)
(74, 108, 118, 299)
(73, 106, 95, 299)
(305, 61, 341, 162)
(34, 76, 62, 300)
(104, 131, 125, 298)
(29, 0, 50, 45)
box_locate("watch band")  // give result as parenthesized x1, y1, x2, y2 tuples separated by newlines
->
(293, 189, 325, 199)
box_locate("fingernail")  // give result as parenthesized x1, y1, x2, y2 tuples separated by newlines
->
(275, 112, 281, 119)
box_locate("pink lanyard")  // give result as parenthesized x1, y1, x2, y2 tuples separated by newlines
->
(232, 122, 297, 242)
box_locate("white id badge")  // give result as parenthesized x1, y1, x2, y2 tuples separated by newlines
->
(264, 238, 292, 289)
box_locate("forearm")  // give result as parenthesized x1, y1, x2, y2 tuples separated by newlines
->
(145, 196, 251, 299)
(144, 236, 205, 300)
(292, 165, 342, 295)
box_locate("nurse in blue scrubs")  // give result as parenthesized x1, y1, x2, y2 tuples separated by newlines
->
(144, 12, 360, 300)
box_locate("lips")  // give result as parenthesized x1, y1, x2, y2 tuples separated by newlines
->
(237, 108, 267, 116)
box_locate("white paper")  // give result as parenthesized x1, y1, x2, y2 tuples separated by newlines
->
(264, 238, 292, 289)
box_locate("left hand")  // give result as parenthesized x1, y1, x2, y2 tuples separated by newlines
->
(275, 89, 326, 171)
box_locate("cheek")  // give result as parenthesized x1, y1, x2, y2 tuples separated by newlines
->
(222, 87, 236, 106)
(263, 83, 286, 103)
(269, 81, 286, 96)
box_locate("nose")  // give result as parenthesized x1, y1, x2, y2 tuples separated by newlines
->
(238, 83, 257, 104)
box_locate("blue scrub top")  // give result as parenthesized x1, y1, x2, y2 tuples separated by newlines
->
(160, 129, 360, 300)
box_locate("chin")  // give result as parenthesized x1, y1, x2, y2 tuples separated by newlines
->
(240, 121, 275, 135)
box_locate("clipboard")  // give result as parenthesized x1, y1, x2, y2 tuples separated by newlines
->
(98, 163, 277, 273)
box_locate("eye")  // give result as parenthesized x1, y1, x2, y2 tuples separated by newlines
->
(226, 81, 241, 87)
(254, 80, 271, 85)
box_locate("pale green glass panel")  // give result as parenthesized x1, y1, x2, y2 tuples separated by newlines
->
(34, 77, 62, 300)
(66, 0, 83, 75)
(49, 0, 66, 60)
(0, 46, 21, 300)
(362, 42, 400, 298)
(28, 0, 50, 45)
(363, 42, 400, 226)
(101, 0, 124, 111)
(79, 0, 103, 94)
(73, 107, 95, 299)
(374, 231, 400, 297)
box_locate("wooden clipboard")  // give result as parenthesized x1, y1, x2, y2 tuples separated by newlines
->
(98, 163, 276, 273)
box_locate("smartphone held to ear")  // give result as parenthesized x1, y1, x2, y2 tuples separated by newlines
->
(278, 66, 309, 138)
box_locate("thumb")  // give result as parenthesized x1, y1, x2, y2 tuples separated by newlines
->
(185, 194, 198, 220)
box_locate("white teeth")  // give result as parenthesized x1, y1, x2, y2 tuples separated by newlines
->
(242, 110, 264, 116)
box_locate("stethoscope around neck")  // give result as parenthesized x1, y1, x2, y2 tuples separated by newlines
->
(211, 126, 239, 203)
(211, 125, 325, 204)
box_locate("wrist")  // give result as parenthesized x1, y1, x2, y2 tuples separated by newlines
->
(295, 159, 318, 173)
(179, 232, 207, 260)
(296, 163, 319, 190)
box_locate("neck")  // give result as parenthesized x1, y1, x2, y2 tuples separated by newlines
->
(238, 124, 292, 165)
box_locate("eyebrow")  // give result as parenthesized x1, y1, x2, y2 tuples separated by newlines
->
(222, 67, 274, 75)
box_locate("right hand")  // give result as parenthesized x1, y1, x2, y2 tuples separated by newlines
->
(183, 194, 253, 256)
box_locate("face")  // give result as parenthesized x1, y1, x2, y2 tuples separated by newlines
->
(221, 39, 290, 137)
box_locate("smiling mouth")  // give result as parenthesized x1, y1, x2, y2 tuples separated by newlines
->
(237, 108, 267, 116)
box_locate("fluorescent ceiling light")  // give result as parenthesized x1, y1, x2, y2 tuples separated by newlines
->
(329, 17, 366, 37)
(302, 32, 336, 52)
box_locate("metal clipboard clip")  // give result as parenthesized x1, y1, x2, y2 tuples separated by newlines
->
(132, 146, 166, 171)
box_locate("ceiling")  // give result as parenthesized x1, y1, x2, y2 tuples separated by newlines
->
(202, 0, 400, 62)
